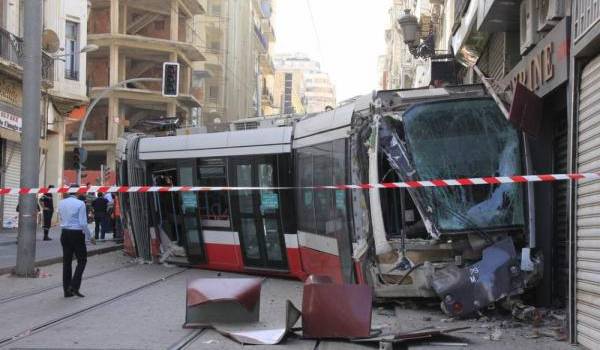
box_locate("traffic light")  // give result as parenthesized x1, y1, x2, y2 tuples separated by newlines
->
(73, 147, 87, 170)
(162, 62, 180, 97)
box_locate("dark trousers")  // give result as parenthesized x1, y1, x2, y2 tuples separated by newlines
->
(94, 215, 107, 239)
(61, 229, 87, 293)
(42, 210, 53, 237)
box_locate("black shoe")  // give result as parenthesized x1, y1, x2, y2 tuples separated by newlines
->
(67, 287, 84, 298)
(64, 291, 74, 298)
(43, 237, 52, 241)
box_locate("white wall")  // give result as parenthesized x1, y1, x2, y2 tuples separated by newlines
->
(44, 0, 88, 99)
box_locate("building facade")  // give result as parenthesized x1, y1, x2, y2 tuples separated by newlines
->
(272, 53, 335, 114)
(195, 0, 277, 132)
(568, 0, 600, 347)
(71, 0, 206, 179)
(303, 71, 335, 113)
(408, 0, 600, 345)
(0, 0, 88, 228)
(379, 0, 423, 89)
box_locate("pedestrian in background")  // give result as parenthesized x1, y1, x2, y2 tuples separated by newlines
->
(58, 186, 95, 298)
(39, 185, 54, 241)
(92, 192, 108, 240)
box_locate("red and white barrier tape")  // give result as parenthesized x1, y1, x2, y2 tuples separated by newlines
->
(6, 172, 600, 195)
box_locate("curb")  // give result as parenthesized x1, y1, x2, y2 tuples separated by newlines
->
(0, 240, 17, 247)
(0, 244, 123, 276)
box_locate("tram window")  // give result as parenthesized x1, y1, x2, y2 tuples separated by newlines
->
(295, 139, 349, 238)
(198, 159, 230, 228)
(296, 148, 315, 232)
(313, 142, 333, 235)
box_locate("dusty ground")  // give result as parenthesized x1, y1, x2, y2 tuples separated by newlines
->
(0, 251, 577, 349)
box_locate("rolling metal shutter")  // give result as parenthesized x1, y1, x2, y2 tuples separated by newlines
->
(3, 141, 21, 228)
(576, 54, 600, 348)
(553, 111, 568, 305)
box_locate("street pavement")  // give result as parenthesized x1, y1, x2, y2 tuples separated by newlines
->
(0, 225, 122, 275)
(0, 252, 574, 350)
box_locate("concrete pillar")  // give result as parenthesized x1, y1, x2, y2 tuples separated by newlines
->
(118, 52, 126, 81)
(108, 97, 120, 145)
(106, 147, 116, 171)
(109, 45, 119, 86)
(110, 0, 120, 34)
(167, 102, 177, 118)
(170, 0, 179, 41)
(120, 0, 127, 33)
(183, 65, 191, 95)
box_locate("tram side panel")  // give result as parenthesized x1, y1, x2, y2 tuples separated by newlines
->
(294, 139, 355, 284)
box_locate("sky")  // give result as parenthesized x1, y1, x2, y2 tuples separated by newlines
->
(273, 0, 391, 102)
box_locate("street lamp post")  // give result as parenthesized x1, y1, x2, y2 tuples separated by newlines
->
(76, 77, 162, 184)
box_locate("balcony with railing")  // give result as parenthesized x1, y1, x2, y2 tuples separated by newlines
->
(0, 26, 54, 83)
(261, 85, 274, 106)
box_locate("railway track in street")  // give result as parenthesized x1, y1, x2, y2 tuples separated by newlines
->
(0, 263, 139, 306)
(0, 268, 188, 348)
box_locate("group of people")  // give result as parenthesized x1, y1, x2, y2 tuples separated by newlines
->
(37, 187, 115, 242)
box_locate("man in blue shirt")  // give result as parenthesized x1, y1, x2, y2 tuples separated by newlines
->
(58, 187, 95, 298)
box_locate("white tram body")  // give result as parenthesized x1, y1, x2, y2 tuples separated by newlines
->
(118, 85, 541, 317)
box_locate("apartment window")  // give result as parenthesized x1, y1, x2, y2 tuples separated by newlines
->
(209, 40, 220, 51)
(210, 3, 221, 16)
(208, 86, 219, 99)
(65, 21, 80, 80)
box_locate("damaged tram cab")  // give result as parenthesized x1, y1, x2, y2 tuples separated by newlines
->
(118, 84, 541, 317)
(293, 84, 540, 317)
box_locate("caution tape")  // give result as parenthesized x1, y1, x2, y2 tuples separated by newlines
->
(5, 172, 600, 195)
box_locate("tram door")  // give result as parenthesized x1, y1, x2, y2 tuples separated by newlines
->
(230, 156, 288, 269)
(177, 161, 205, 264)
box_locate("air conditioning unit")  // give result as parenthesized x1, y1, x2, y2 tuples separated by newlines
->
(537, 0, 565, 32)
(520, 0, 538, 54)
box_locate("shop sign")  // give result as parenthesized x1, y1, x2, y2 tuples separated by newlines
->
(0, 78, 22, 107)
(501, 18, 569, 98)
(0, 110, 22, 133)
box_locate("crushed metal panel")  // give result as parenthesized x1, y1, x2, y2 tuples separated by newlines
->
(352, 326, 470, 345)
(184, 278, 263, 327)
(216, 300, 302, 345)
(431, 237, 524, 317)
(302, 275, 373, 339)
(508, 82, 543, 137)
(378, 117, 440, 237)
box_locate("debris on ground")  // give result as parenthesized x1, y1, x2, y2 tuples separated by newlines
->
(485, 327, 503, 341)
(352, 326, 470, 347)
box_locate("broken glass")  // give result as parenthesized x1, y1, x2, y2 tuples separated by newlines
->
(401, 98, 524, 232)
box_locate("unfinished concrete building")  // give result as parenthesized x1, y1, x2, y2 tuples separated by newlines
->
(196, 0, 277, 132)
(66, 0, 205, 171)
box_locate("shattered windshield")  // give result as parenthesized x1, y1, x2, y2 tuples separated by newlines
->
(402, 98, 524, 232)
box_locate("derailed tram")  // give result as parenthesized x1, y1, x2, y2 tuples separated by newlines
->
(117, 84, 541, 317)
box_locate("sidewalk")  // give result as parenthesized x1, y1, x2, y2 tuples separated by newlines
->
(0, 225, 123, 275)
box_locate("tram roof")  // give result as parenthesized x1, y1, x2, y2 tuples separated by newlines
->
(138, 126, 293, 160)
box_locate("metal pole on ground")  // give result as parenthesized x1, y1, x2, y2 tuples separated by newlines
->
(15, 0, 43, 277)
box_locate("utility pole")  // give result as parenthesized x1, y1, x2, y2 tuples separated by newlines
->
(15, 0, 43, 277)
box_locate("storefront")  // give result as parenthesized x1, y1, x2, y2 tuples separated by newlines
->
(499, 18, 570, 307)
(568, 4, 600, 347)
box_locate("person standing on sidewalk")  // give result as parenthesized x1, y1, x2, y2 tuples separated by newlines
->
(91, 192, 108, 240)
(58, 187, 95, 298)
(39, 185, 54, 241)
